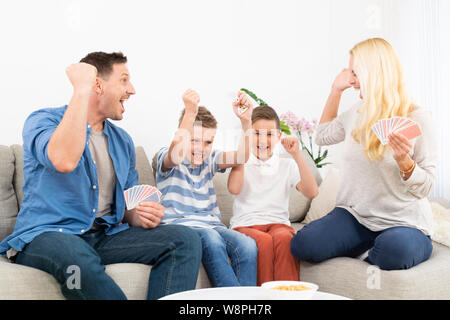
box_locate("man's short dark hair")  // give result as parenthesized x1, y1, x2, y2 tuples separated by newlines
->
(80, 52, 127, 78)
(251, 105, 280, 130)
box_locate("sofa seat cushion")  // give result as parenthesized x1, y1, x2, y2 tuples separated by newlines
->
(299, 241, 450, 300)
(0, 256, 151, 300)
(0, 146, 19, 242)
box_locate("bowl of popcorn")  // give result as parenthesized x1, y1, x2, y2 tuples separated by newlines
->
(261, 281, 319, 300)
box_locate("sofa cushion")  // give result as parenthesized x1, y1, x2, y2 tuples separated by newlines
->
(10, 145, 24, 209)
(0, 256, 151, 299)
(135, 146, 155, 186)
(282, 150, 323, 222)
(430, 201, 450, 247)
(213, 171, 234, 227)
(302, 167, 340, 224)
(0, 146, 19, 242)
(299, 242, 450, 300)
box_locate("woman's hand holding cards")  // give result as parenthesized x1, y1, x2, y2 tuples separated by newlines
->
(389, 132, 415, 180)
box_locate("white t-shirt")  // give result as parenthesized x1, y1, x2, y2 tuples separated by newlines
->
(230, 152, 301, 229)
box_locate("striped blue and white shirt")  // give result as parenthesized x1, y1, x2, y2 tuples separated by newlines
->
(156, 147, 226, 228)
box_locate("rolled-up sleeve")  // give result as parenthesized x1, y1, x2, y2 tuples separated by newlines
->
(22, 110, 59, 171)
(402, 110, 437, 199)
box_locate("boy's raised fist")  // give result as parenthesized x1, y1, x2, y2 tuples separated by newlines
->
(232, 91, 253, 122)
(281, 137, 301, 156)
(182, 89, 200, 116)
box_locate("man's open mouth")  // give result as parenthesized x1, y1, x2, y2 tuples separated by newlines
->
(120, 98, 128, 112)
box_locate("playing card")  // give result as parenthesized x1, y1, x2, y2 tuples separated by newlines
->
(235, 98, 248, 114)
(371, 123, 382, 142)
(141, 192, 160, 203)
(372, 117, 422, 145)
(395, 123, 422, 141)
(137, 185, 153, 204)
(124, 185, 162, 210)
(394, 118, 412, 132)
(238, 106, 248, 114)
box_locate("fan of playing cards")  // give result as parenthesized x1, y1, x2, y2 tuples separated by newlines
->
(124, 185, 162, 210)
(371, 117, 422, 145)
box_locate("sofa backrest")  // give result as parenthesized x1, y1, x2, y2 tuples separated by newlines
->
(0, 145, 154, 243)
(0, 144, 320, 243)
(151, 149, 323, 226)
(0, 146, 20, 242)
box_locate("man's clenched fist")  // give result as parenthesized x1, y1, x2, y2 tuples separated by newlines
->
(65, 62, 98, 95)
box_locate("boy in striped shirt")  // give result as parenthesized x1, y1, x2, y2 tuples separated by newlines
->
(155, 89, 257, 287)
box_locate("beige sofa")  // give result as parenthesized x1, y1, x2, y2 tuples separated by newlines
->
(1, 144, 450, 300)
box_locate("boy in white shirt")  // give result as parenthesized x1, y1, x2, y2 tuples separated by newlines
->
(228, 105, 318, 285)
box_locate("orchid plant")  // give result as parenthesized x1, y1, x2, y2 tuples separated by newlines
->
(279, 111, 331, 168)
(240, 88, 331, 168)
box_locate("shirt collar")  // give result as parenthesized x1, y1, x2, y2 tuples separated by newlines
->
(248, 152, 279, 167)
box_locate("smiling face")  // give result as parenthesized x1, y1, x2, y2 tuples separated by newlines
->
(252, 119, 282, 161)
(188, 125, 216, 166)
(96, 63, 136, 121)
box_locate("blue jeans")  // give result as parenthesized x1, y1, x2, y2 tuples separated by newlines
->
(15, 225, 202, 300)
(193, 226, 257, 287)
(290, 207, 433, 270)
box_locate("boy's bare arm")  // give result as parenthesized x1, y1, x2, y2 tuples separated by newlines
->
(162, 89, 199, 172)
(227, 164, 245, 195)
(281, 138, 319, 199)
(218, 91, 253, 170)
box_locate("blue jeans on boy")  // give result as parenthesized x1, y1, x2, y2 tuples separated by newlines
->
(193, 226, 257, 287)
(15, 224, 202, 300)
(290, 207, 432, 270)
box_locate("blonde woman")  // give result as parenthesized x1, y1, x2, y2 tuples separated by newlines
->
(290, 38, 437, 270)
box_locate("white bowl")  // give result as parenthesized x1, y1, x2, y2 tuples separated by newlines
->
(261, 281, 319, 300)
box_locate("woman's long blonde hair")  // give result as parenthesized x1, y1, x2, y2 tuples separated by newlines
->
(350, 38, 416, 161)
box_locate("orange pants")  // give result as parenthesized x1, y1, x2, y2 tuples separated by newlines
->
(234, 224, 300, 286)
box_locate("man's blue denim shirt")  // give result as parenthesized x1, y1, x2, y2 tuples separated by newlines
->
(0, 105, 138, 255)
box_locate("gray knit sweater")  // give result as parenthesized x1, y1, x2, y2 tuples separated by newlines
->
(315, 102, 437, 236)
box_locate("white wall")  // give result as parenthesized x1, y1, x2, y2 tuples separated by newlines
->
(0, 0, 382, 156)
(0, 0, 447, 193)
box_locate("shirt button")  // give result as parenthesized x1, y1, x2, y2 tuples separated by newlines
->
(92, 209, 96, 213)
(93, 185, 97, 189)
(81, 229, 85, 233)
(59, 228, 63, 232)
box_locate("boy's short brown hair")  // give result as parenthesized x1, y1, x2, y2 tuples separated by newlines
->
(179, 106, 218, 129)
(251, 105, 280, 130)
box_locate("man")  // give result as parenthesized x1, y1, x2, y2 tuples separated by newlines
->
(0, 52, 202, 300)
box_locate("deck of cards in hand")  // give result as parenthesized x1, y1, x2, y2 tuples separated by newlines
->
(371, 117, 422, 145)
(124, 185, 162, 210)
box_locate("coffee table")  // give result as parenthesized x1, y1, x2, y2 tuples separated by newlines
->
(159, 286, 350, 300)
